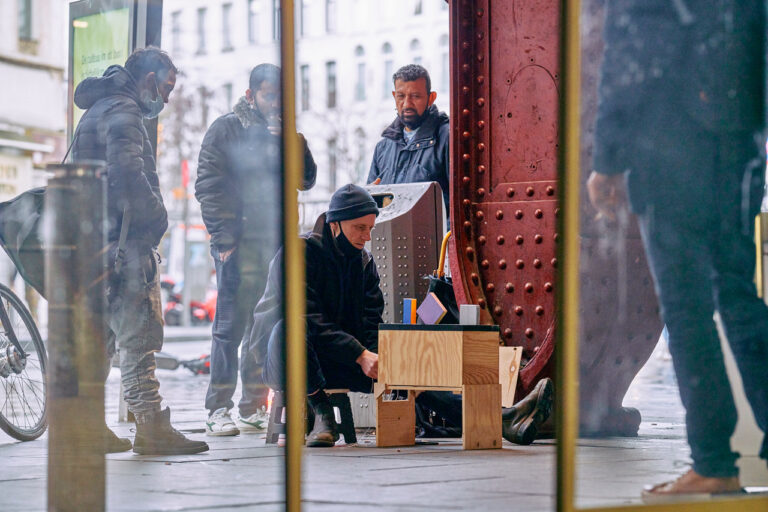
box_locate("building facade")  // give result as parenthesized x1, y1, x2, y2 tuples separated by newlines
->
(160, 0, 450, 228)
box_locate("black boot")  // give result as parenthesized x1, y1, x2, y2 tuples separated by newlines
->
(502, 378, 554, 445)
(306, 391, 339, 448)
(103, 424, 132, 453)
(133, 408, 209, 455)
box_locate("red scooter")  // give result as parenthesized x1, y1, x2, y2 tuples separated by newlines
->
(160, 277, 217, 326)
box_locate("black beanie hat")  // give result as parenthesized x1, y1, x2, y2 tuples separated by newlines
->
(326, 184, 379, 223)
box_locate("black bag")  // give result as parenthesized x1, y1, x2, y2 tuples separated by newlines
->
(0, 187, 47, 297)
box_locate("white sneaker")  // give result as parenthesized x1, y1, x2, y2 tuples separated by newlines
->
(206, 408, 240, 437)
(237, 406, 269, 433)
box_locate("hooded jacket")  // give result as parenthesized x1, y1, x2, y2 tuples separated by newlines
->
(195, 96, 317, 251)
(367, 105, 450, 212)
(248, 212, 384, 369)
(72, 65, 168, 247)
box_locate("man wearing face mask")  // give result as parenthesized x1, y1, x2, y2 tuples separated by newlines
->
(250, 185, 553, 447)
(367, 64, 450, 216)
(72, 46, 208, 455)
(196, 63, 317, 436)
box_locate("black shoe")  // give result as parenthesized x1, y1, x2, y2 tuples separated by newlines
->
(133, 408, 209, 455)
(103, 425, 132, 453)
(502, 378, 554, 445)
(306, 400, 339, 448)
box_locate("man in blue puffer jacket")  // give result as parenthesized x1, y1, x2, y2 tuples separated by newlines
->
(367, 64, 450, 218)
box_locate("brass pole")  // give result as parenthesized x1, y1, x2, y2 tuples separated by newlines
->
(279, 1, 306, 511)
(755, 215, 763, 298)
(556, 1, 581, 511)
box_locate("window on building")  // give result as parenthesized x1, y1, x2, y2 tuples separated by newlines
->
(382, 42, 393, 99)
(273, 0, 281, 41)
(171, 10, 182, 56)
(222, 3, 233, 51)
(354, 46, 366, 102)
(328, 138, 338, 192)
(354, 128, 366, 181)
(223, 82, 233, 112)
(410, 39, 422, 65)
(300, 0, 308, 37)
(440, 34, 449, 93)
(196, 7, 207, 54)
(326, 61, 337, 109)
(18, 0, 32, 41)
(200, 87, 210, 127)
(414, 0, 423, 15)
(325, 0, 337, 33)
(248, 0, 260, 44)
(300, 64, 310, 112)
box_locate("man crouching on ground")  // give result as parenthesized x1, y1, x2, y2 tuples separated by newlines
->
(250, 184, 553, 447)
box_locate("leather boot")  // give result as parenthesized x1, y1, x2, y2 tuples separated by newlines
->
(306, 393, 339, 448)
(133, 408, 209, 455)
(502, 378, 554, 445)
(103, 424, 132, 453)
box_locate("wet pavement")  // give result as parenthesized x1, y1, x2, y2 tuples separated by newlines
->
(0, 337, 766, 511)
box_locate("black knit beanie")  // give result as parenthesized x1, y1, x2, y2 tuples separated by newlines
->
(326, 184, 379, 223)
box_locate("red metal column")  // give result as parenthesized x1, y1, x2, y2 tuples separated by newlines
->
(449, 0, 662, 434)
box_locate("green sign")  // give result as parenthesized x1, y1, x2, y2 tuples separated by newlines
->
(71, 7, 131, 127)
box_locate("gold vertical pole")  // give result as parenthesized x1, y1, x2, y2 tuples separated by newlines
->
(755, 214, 763, 298)
(280, 1, 306, 511)
(556, 1, 581, 511)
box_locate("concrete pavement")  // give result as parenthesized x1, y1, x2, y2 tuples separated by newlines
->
(1, 340, 766, 511)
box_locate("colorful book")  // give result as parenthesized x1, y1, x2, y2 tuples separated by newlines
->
(403, 298, 417, 324)
(417, 292, 448, 325)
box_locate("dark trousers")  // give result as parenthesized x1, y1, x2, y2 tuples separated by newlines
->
(206, 239, 273, 415)
(262, 320, 464, 425)
(633, 122, 768, 477)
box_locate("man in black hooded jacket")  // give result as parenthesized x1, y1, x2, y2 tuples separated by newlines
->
(250, 185, 553, 447)
(367, 64, 450, 216)
(195, 63, 317, 436)
(72, 47, 208, 455)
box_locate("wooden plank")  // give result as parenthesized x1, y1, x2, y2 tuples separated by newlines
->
(376, 391, 416, 447)
(499, 346, 523, 408)
(382, 385, 463, 393)
(462, 384, 502, 450)
(462, 331, 499, 385)
(379, 329, 463, 388)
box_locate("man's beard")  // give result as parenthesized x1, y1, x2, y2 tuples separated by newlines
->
(399, 107, 431, 130)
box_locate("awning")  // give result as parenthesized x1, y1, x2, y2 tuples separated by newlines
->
(0, 138, 54, 153)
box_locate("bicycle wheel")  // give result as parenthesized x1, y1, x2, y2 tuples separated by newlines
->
(0, 283, 47, 441)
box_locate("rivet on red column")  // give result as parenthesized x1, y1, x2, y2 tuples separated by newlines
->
(465, 247, 475, 259)
(535, 306, 545, 316)
(553, 233, 560, 243)
(515, 235, 524, 245)
(462, 64, 470, 73)
(462, 41, 471, 50)
(476, 98, 485, 107)
(477, 143, 486, 152)
(477, 188, 486, 197)
(462, 131, 471, 139)
(507, 187, 515, 198)
(525, 282, 534, 293)
(534, 209, 543, 219)
(476, 8, 484, 17)
(555, 208, 560, 217)
(544, 282, 553, 292)
(516, 259, 525, 269)
(477, 75, 484, 84)
(463, 220, 471, 230)
(486, 283, 495, 293)
(546, 185, 555, 196)
(462, 176, 471, 185)
(551, 258, 558, 268)
(462, 199, 471, 207)
(462, 108, 470, 116)
(498, 259, 507, 269)
(505, 282, 514, 293)
(478, 299, 486, 309)
(477, 165, 486, 174)
(515, 210, 524, 220)
(477, 120, 485, 129)
(493, 305, 503, 316)
(503, 328, 513, 339)
(526, 186, 535, 196)
(478, 235, 487, 245)
(495, 210, 503, 220)
(534, 234, 543, 244)
(462, 153, 471, 161)
(462, 86, 470, 94)
(480, 259, 490, 269)
(478, 31, 485, 40)
(525, 328, 534, 338)
(476, 210, 484, 220)
(514, 306, 523, 316)
(471, 273, 479, 284)
(497, 235, 505, 245)
(477, 54, 484, 63)
(533, 258, 542, 268)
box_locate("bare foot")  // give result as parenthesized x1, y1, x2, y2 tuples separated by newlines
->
(642, 469, 743, 503)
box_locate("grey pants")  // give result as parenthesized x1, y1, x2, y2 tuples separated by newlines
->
(105, 245, 164, 421)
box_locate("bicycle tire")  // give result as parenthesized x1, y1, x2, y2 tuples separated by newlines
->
(0, 283, 47, 441)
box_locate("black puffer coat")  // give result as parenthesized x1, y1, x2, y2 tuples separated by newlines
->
(247, 212, 384, 367)
(195, 97, 317, 251)
(72, 65, 168, 247)
(367, 105, 450, 212)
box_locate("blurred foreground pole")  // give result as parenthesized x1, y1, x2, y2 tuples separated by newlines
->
(45, 161, 108, 512)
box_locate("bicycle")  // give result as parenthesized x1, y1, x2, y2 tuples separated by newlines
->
(0, 282, 47, 441)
